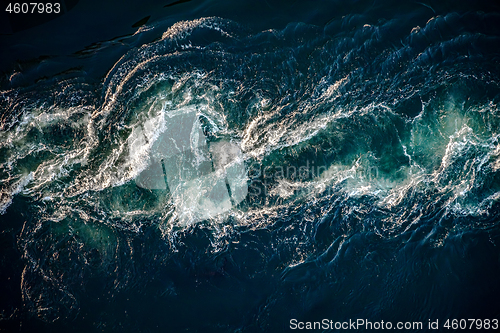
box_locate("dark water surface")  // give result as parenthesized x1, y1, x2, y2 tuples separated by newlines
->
(1, 1, 500, 332)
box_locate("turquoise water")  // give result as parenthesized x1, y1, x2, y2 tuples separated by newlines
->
(1, 1, 500, 332)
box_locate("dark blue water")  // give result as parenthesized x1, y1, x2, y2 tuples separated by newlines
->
(1, 1, 500, 332)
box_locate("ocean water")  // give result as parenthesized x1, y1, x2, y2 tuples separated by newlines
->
(1, 1, 500, 332)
